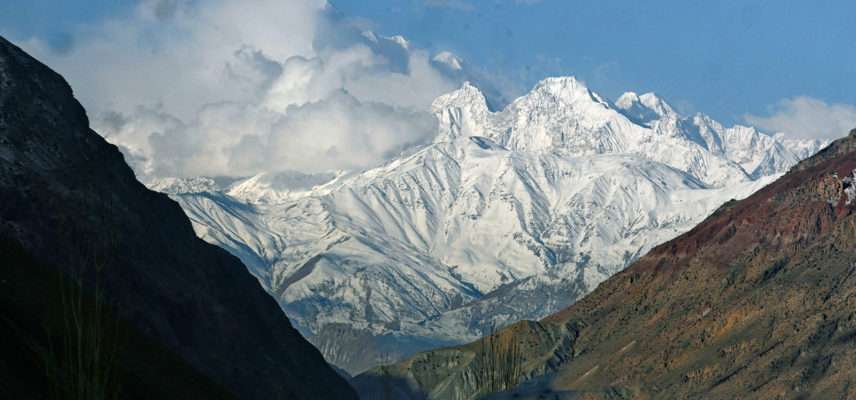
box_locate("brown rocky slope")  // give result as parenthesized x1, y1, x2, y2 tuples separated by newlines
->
(355, 129, 856, 399)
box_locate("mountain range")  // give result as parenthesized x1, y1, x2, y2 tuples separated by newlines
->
(3, 19, 851, 400)
(355, 128, 856, 400)
(151, 75, 827, 374)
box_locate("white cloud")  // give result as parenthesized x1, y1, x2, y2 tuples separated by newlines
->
(745, 96, 856, 140)
(232, 92, 437, 175)
(17, 0, 482, 180)
(99, 91, 437, 178)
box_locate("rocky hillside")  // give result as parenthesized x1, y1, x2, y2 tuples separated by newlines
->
(0, 36, 356, 399)
(355, 129, 856, 399)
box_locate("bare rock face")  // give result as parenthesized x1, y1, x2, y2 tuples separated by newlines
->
(358, 129, 856, 399)
(0, 36, 356, 400)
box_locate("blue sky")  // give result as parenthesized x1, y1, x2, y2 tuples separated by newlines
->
(328, 0, 856, 124)
(1, 0, 132, 50)
(1, 0, 855, 148)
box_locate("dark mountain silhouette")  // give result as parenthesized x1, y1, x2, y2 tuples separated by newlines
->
(357, 129, 856, 399)
(0, 36, 356, 400)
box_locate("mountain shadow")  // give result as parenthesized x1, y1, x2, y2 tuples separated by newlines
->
(0, 36, 356, 400)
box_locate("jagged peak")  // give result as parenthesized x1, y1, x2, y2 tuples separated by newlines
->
(639, 92, 676, 116)
(534, 75, 586, 88)
(615, 91, 677, 124)
(615, 91, 641, 108)
(511, 76, 613, 111)
(434, 76, 604, 117)
(692, 112, 725, 131)
(530, 76, 589, 97)
(431, 81, 489, 113)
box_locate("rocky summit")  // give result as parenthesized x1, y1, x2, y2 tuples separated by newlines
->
(356, 129, 856, 399)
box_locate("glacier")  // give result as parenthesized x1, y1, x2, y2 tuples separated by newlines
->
(150, 76, 826, 374)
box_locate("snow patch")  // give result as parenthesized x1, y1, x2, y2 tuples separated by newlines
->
(844, 170, 856, 205)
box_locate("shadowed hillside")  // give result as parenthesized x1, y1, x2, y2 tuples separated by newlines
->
(0, 36, 356, 399)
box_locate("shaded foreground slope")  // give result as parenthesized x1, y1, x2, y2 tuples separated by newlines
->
(1, 238, 237, 399)
(0, 36, 356, 399)
(356, 129, 856, 399)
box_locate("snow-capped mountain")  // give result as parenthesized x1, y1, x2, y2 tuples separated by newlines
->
(152, 77, 826, 374)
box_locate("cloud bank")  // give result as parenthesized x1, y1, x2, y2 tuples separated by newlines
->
(745, 96, 856, 140)
(20, 0, 487, 180)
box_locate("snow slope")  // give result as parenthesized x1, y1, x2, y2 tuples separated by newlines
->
(152, 77, 826, 374)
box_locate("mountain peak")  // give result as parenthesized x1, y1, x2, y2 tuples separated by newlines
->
(530, 76, 591, 98)
(431, 81, 487, 112)
(615, 90, 677, 125)
(430, 82, 491, 143)
(536, 75, 585, 87)
(511, 76, 614, 114)
(691, 112, 726, 132)
(639, 92, 675, 114)
(615, 90, 641, 105)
